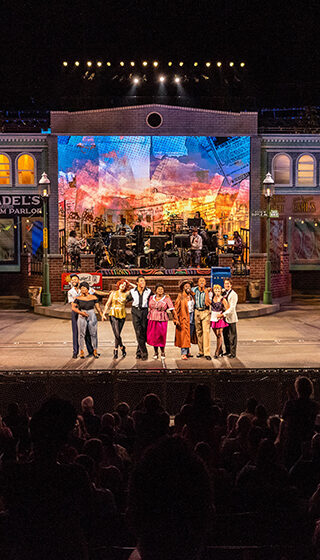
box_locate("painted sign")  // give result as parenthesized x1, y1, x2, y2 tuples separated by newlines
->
(61, 272, 103, 291)
(0, 195, 42, 216)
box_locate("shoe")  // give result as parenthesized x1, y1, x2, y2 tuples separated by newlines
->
(121, 346, 127, 358)
(72, 353, 78, 359)
(93, 349, 99, 359)
(153, 354, 159, 360)
(196, 353, 204, 358)
(141, 355, 148, 361)
(218, 351, 224, 357)
(87, 352, 100, 357)
(229, 354, 236, 359)
(205, 355, 212, 360)
(181, 355, 188, 360)
(113, 349, 118, 359)
(136, 353, 141, 359)
(222, 352, 229, 356)
(79, 350, 85, 359)
(187, 354, 193, 358)
(214, 354, 219, 359)
(161, 356, 166, 367)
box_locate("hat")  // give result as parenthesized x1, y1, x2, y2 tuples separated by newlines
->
(179, 279, 193, 291)
(70, 273, 79, 279)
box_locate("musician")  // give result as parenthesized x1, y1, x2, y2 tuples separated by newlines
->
(190, 226, 203, 267)
(116, 217, 132, 235)
(132, 216, 144, 255)
(67, 230, 81, 269)
(194, 211, 206, 229)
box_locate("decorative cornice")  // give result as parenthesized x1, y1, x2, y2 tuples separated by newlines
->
(51, 104, 258, 117)
(0, 134, 48, 144)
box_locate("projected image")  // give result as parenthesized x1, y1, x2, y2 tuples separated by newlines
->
(58, 135, 250, 234)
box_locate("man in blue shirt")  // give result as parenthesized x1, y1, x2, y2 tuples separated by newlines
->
(192, 277, 211, 360)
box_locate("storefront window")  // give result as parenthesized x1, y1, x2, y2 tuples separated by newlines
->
(273, 154, 291, 185)
(0, 219, 16, 262)
(0, 154, 11, 185)
(297, 154, 315, 186)
(17, 154, 35, 185)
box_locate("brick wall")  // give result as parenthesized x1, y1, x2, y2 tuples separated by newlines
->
(48, 254, 64, 302)
(80, 253, 96, 272)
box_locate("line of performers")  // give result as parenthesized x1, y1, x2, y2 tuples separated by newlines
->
(68, 274, 238, 364)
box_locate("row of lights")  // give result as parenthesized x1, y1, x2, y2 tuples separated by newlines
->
(62, 60, 245, 68)
(288, 217, 319, 226)
(131, 76, 181, 84)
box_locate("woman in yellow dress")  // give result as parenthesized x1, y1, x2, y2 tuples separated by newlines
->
(102, 280, 134, 358)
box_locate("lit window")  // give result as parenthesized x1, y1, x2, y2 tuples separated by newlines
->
(17, 154, 35, 185)
(273, 153, 291, 185)
(0, 154, 11, 185)
(297, 154, 315, 186)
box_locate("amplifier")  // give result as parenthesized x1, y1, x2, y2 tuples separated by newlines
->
(163, 252, 179, 269)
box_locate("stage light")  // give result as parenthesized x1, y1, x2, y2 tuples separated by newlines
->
(206, 62, 211, 67)
(133, 77, 140, 84)
(153, 61, 159, 67)
(142, 61, 148, 66)
(217, 61, 222, 67)
(315, 222, 318, 226)
(107, 61, 111, 66)
(229, 61, 234, 67)
(179, 61, 184, 66)
(194, 62, 198, 67)
(168, 61, 173, 66)
(240, 62, 245, 67)
(159, 75, 166, 82)
(174, 76, 180, 83)
(288, 216, 292, 220)
(87, 61, 92, 67)
(62, 61, 68, 67)
(301, 220, 304, 224)
(97, 61, 102, 67)
(75, 61, 80, 66)
(120, 61, 125, 66)
(130, 61, 135, 66)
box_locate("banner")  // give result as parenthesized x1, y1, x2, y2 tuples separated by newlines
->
(61, 272, 103, 291)
(0, 194, 42, 216)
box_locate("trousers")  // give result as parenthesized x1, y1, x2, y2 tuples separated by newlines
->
(132, 307, 148, 357)
(71, 310, 93, 355)
(110, 316, 125, 348)
(78, 310, 98, 352)
(223, 322, 237, 355)
(195, 309, 211, 355)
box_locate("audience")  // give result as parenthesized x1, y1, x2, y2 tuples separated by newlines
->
(0, 376, 319, 559)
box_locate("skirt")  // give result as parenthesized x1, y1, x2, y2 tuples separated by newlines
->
(211, 319, 228, 329)
(147, 320, 168, 347)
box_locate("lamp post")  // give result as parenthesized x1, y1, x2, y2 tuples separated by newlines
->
(38, 172, 51, 306)
(262, 172, 275, 304)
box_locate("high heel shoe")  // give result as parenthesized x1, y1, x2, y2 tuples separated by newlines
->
(121, 346, 126, 358)
(79, 350, 85, 359)
(113, 349, 118, 359)
(93, 349, 99, 359)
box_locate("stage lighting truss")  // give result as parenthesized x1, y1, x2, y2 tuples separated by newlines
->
(63, 60, 245, 71)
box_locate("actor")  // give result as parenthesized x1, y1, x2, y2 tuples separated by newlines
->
(147, 283, 178, 365)
(68, 274, 94, 358)
(174, 280, 196, 360)
(205, 284, 229, 359)
(72, 282, 102, 359)
(128, 276, 152, 361)
(222, 278, 238, 358)
(102, 280, 133, 359)
(193, 277, 211, 360)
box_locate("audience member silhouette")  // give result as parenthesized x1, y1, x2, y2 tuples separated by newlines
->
(81, 396, 101, 437)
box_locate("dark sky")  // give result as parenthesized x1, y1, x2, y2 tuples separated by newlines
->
(2, 0, 320, 108)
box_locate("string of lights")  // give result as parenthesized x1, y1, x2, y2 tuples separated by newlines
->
(62, 60, 246, 69)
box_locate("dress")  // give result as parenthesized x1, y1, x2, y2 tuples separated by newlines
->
(147, 295, 174, 347)
(210, 298, 228, 329)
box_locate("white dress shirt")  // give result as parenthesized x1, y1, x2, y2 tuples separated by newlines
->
(190, 233, 203, 250)
(130, 287, 152, 309)
(222, 289, 238, 323)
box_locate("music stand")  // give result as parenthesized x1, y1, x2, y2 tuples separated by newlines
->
(174, 234, 190, 249)
(187, 218, 201, 228)
(149, 236, 167, 251)
(110, 236, 127, 252)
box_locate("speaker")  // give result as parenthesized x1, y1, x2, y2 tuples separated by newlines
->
(163, 252, 179, 269)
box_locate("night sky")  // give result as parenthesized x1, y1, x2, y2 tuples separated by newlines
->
(1, 0, 320, 109)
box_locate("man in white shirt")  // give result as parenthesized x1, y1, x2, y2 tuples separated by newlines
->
(190, 227, 203, 267)
(127, 276, 152, 360)
(221, 278, 238, 358)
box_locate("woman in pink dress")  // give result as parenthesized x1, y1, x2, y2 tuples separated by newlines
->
(147, 284, 178, 365)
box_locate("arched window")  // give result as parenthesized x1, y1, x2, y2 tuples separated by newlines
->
(17, 154, 36, 185)
(0, 154, 11, 185)
(272, 153, 291, 185)
(297, 154, 315, 186)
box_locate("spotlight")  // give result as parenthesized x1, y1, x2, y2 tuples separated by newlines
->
(288, 216, 292, 220)
(206, 62, 211, 67)
(133, 77, 140, 84)
(217, 61, 222, 67)
(168, 61, 173, 66)
(62, 61, 68, 67)
(97, 61, 102, 67)
(130, 61, 135, 66)
(240, 62, 245, 67)
(153, 61, 159, 67)
(142, 61, 148, 66)
(229, 61, 234, 67)
(301, 220, 304, 224)
(174, 76, 180, 83)
(159, 75, 165, 82)
(120, 61, 125, 66)
(87, 61, 92, 67)
(179, 61, 184, 66)
(194, 62, 198, 67)
(75, 61, 80, 66)
(315, 222, 318, 227)
(107, 61, 111, 66)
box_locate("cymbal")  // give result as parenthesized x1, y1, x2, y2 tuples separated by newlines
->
(127, 242, 136, 246)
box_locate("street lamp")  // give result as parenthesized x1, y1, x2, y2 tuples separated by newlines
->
(38, 172, 51, 306)
(262, 172, 275, 304)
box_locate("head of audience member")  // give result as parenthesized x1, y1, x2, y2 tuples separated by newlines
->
(116, 280, 131, 292)
(197, 277, 206, 290)
(75, 454, 96, 483)
(100, 465, 122, 494)
(295, 376, 314, 399)
(83, 438, 103, 467)
(236, 414, 252, 439)
(30, 397, 77, 461)
(116, 402, 131, 419)
(194, 441, 218, 469)
(253, 404, 268, 427)
(226, 413, 239, 437)
(268, 415, 281, 440)
(81, 396, 95, 415)
(143, 393, 162, 414)
(128, 436, 212, 560)
(245, 397, 258, 417)
(137, 276, 146, 291)
(101, 413, 115, 434)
